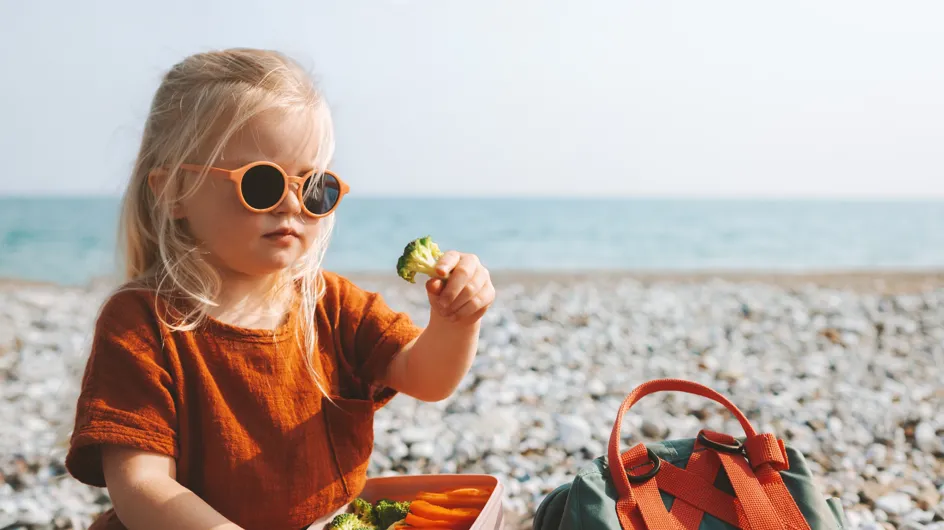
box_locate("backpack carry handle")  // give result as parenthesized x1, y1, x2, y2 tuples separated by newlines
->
(607, 378, 758, 499)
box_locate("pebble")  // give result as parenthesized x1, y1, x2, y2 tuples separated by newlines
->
(876, 492, 914, 515)
(903, 509, 936, 524)
(640, 419, 664, 439)
(914, 422, 943, 454)
(866, 444, 889, 465)
(2, 278, 944, 529)
(555, 415, 591, 454)
(586, 379, 607, 397)
(409, 441, 436, 460)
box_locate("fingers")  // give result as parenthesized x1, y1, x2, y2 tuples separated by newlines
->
(424, 250, 495, 322)
(434, 250, 461, 279)
(437, 253, 480, 308)
(451, 281, 496, 320)
(425, 277, 445, 297)
(444, 266, 488, 315)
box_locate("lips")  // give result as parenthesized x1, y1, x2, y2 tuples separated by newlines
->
(264, 227, 300, 238)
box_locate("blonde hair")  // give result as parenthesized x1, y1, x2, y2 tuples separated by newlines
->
(118, 48, 336, 394)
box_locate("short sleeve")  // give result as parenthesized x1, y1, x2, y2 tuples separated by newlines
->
(65, 288, 178, 487)
(327, 273, 423, 408)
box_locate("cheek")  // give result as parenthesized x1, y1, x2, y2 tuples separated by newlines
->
(183, 181, 262, 247)
(284, 221, 321, 260)
(300, 221, 323, 248)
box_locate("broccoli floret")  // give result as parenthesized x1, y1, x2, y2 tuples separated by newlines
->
(396, 235, 444, 283)
(329, 513, 369, 530)
(352, 498, 378, 528)
(375, 499, 411, 529)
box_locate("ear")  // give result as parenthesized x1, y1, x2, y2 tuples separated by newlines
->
(146, 168, 166, 196)
(147, 169, 186, 219)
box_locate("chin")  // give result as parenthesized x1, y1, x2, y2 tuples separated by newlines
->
(260, 251, 305, 272)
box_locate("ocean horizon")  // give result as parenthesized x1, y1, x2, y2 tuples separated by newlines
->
(2, 195, 943, 286)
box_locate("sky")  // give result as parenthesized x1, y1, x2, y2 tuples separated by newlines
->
(0, 0, 942, 198)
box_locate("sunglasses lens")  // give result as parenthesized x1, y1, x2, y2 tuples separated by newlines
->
(241, 165, 285, 210)
(302, 173, 341, 215)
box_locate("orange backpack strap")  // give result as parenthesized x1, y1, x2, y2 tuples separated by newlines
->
(618, 444, 685, 530)
(665, 436, 724, 529)
(658, 455, 745, 528)
(606, 379, 813, 530)
(699, 431, 792, 530)
(745, 434, 811, 529)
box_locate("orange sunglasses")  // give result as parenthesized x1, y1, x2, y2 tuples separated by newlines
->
(179, 161, 350, 218)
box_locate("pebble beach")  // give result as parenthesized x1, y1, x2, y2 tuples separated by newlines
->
(1, 272, 943, 530)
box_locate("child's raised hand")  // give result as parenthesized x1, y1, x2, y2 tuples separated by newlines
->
(425, 250, 494, 323)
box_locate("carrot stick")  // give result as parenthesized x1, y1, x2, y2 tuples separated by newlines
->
(409, 500, 481, 523)
(405, 513, 469, 529)
(415, 492, 490, 508)
(442, 488, 492, 497)
(405, 513, 450, 526)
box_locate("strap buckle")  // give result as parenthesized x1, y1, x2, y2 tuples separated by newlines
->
(697, 431, 747, 455)
(626, 447, 662, 484)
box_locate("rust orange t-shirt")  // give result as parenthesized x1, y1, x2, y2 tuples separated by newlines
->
(65, 271, 422, 530)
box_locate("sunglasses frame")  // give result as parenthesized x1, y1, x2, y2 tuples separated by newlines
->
(179, 161, 350, 218)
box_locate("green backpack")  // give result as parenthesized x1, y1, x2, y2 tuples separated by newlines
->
(533, 379, 849, 530)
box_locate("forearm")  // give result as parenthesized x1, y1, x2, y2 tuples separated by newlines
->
(389, 314, 480, 402)
(386, 247, 493, 402)
(110, 475, 243, 530)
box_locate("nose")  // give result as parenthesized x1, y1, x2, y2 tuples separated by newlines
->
(273, 179, 303, 216)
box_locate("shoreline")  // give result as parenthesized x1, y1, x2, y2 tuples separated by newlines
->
(2, 268, 943, 294)
(363, 268, 944, 294)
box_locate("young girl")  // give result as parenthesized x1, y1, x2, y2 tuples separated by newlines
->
(65, 48, 495, 530)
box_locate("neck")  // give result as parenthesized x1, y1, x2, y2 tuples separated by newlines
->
(208, 271, 295, 331)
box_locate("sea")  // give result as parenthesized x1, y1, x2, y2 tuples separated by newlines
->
(1, 196, 943, 286)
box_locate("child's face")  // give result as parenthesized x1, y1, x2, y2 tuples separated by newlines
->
(179, 110, 328, 279)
